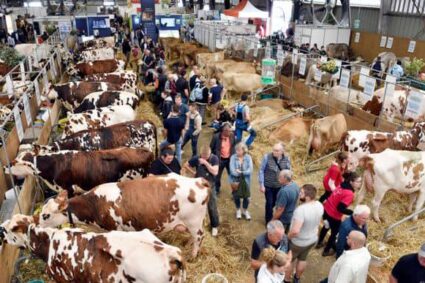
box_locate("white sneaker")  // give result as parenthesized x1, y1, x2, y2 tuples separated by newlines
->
(236, 209, 242, 220)
(212, 227, 218, 237)
(243, 210, 251, 221)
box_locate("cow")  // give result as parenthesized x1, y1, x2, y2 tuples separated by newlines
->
(371, 52, 397, 73)
(15, 44, 53, 67)
(34, 120, 157, 154)
(196, 51, 224, 70)
(326, 43, 351, 61)
(80, 47, 115, 62)
(84, 70, 138, 94)
(307, 113, 347, 155)
(81, 36, 115, 50)
(362, 95, 382, 116)
(203, 59, 235, 79)
(47, 81, 125, 110)
(270, 117, 314, 145)
(1, 80, 33, 98)
(62, 105, 136, 138)
(68, 59, 125, 77)
(73, 91, 139, 113)
(0, 214, 185, 283)
(222, 73, 262, 98)
(214, 61, 257, 81)
(39, 173, 210, 257)
(305, 64, 338, 89)
(357, 149, 425, 222)
(328, 85, 365, 105)
(8, 147, 154, 195)
(341, 122, 425, 167)
(373, 88, 408, 123)
(180, 45, 209, 66)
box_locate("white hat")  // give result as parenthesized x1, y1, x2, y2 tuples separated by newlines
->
(419, 243, 425, 258)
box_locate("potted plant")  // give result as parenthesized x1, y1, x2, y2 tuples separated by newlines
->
(319, 59, 339, 74)
(405, 57, 425, 77)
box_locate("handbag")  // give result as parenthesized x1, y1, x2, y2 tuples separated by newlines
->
(236, 177, 250, 198)
(230, 175, 240, 191)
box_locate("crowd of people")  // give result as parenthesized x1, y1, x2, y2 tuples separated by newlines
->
(114, 33, 424, 283)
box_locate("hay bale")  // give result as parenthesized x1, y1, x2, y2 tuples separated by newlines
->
(136, 100, 162, 128)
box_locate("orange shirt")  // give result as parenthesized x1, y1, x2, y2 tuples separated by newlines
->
(220, 136, 231, 159)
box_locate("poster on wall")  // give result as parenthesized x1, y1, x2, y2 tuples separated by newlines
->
(386, 37, 394, 49)
(380, 36, 387, 48)
(354, 32, 360, 43)
(408, 40, 416, 53)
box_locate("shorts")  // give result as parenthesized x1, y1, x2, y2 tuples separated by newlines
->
(289, 241, 316, 261)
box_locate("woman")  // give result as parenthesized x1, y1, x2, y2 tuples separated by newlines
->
(211, 103, 233, 131)
(319, 152, 349, 203)
(229, 143, 253, 220)
(257, 248, 292, 283)
(317, 171, 362, 257)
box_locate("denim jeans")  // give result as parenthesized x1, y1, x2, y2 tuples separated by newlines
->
(208, 183, 220, 228)
(232, 192, 250, 209)
(182, 129, 199, 157)
(159, 138, 182, 164)
(196, 103, 207, 122)
(215, 158, 230, 194)
(235, 123, 256, 146)
(265, 186, 280, 224)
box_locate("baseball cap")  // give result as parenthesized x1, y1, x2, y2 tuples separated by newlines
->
(419, 243, 425, 258)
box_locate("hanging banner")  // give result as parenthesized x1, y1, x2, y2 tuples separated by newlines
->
(363, 77, 376, 100)
(43, 68, 49, 92)
(23, 94, 32, 125)
(405, 91, 424, 120)
(292, 49, 298, 64)
(299, 57, 307, 76)
(408, 40, 416, 53)
(384, 75, 397, 100)
(380, 36, 387, 48)
(359, 67, 370, 87)
(314, 69, 322, 82)
(386, 37, 394, 49)
(13, 107, 24, 142)
(277, 50, 284, 66)
(6, 75, 14, 97)
(20, 62, 25, 82)
(340, 69, 350, 88)
(253, 45, 258, 57)
(354, 32, 360, 43)
(34, 80, 41, 106)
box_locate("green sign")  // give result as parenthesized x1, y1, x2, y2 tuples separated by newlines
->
(353, 19, 360, 29)
(261, 59, 276, 85)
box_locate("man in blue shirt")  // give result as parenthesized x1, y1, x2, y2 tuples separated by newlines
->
(160, 104, 185, 163)
(335, 204, 370, 258)
(208, 78, 224, 120)
(273, 169, 300, 232)
(174, 94, 189, 124)
(389, 60, 404, 80)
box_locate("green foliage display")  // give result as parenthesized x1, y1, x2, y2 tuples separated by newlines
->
(405, 57, 425, 77)
(0, 46, 24, 67)
(319, 59, 339, 74)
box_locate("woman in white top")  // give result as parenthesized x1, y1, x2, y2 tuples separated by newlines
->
(257, 247, 292, 283)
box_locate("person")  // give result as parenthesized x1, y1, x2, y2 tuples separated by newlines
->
(371, 56, 383, 80)
(319, 46, 326, 56)
(251, 220, 289, 277)
(257, 248, 292, 283)
(173, 94, 189, 124)
(229, 143, 253, 220)
(41, 31, 49, 41)
(176, 70, 190, 104)
(122, 37, 131, 70)
(182, 103, 202, 157)
(211, 103, 234, 131)
(128, 45, 141, 72)
(389, 60, 404, 80)
(317, 172, 362, 257)
(141, 49, 155, 82)
(192, 80, 209, 124)
(210, 122, 236, 195)
(321, 231, 371, 283)
(154, 67, 167, 106)
(160, 104, 185, 163)
(149, 148, 181, 175)
(286, 184, 323, 283)
(231, 94, 256, 149)
(161, 91, 174, 121)
(390, 243, 425, 283)
(319, 152, 349, 203)
(259, 143, 292, 224)
(189, 65, 201, 90)
(336, 205, 370, 258)
(184, 145, 220, 236)
(208, 78, 224, 119)
(7, 33, 15, 47)
(163, 73, 178, 101)
(273, 170, 300, 232)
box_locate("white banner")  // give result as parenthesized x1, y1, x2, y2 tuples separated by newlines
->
(43, 68, 49, 92)
(265, 47, 272, 59)
(405, 91, 424, 120)
(340, 69, 350, 88)
(354, 32, 360, 43)
(28, 56, 33, 72)
(34, 80, 41, 106)
(386, 37, 394, 49)
(23, 94, 32, 125)
(20, 62, 25, 82)
(6, 75, 14, 97)
(314, 69, 322, 82)
(292, 49, 298, 64)
(299, 57, 307, 76)
(359, 67, 370, 87)
(380, 36, 387, 48)
(253, 46, 258, 57)
(277, 50, 284, 66)
(50, 57, 57, 77)
(363, 77, 376, 100)
(384, 75, 397, 100)
(13, 107, 24, 142)
(408, 40, 416, 53)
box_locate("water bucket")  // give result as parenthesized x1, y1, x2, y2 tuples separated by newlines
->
(201, 273, 228, 283)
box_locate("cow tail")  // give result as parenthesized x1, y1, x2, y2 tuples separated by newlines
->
(306, 123, 315, 155)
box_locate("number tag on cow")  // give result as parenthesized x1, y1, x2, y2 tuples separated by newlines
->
(314, 69, 322, 82)
(13, 106, 24, 142)
(43, 69, 49, 92)
(340, 69, 350, 88)
(359, 67, 370, 87)
(384, 75, 397, 100)
(362, 77, 376, 100)
(277, 50, 284, 66)
(406, 91, 424, 120)
(34, 80, 41, 106)
(320, 56, 327, 63)
(6, 75, 14, 97)
(292, 49, 298, 64)
(299, 57, 307, 75)
(23, 94, 32, 125)
(20, 62, 25, 82)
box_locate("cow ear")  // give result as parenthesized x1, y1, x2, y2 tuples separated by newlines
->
(56, 190, 69, 211)
(359, 156, 374, 171)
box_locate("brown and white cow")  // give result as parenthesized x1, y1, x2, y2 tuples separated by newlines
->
(39, 173, 210, 257)
(358, 149, 425, 222)
(307, 113, 347, 155)
(8, 147, 154, 195)
(68, 59, 125, 77)
(85, 70, 138, 94)
(80, 47, 115, 62)
(196, 51, 224, 70)
(326, 43, 351, 61)
(341, 122, 425, 166)
(73, 91, 139, 113)
(270, 117, 314, 145)
(62, 105, 136, 138)
(222, 73, 262, 98)
(0, 214, 185, 283)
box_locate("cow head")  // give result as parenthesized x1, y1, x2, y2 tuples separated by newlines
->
(39, 191, 69, 228)
(0, 214, 35, 248)
(46, 83, 58, 100)
(7, 151, 39, 176)
(66, 64, 79, 77)
(412, 122, 425, 143)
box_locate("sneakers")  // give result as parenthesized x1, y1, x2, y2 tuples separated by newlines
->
(243, 210, 251, 220)
(211, 227, 218, 237)
(236, 209, 242, 220)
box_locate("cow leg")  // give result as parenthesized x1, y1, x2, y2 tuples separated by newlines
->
(413, 191, 425, 221)
(355, 183, 366, 205)
(188, 226, 204, 258)
(371, 190, 386, 222)
(408, 193, 418, 213)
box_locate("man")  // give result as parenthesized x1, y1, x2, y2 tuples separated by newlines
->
(208, 78, 224, 119)
(176, 70, 190, 104)
(273, 170, 300, 232)
(163, 73, 178, 101)
(336, 205, 370, 258)
(141, 49, 155, 82)
(182, 103, 202, 157)
(210, 122, 236, 195)
(259, 143, 291, 224)
(231, 94, 256, 149)
(183, 145, 220, 236)
(154, 67, 167, 105)
(189, 65, 200, 90)
(323, 231, 371, 283)
(149, 148, 181, 175)
(389, 60, 404, 80)
(160, 104, 185, 163)
(390, 243, 425, 283)
(287, 184, 324, 283)
(251, 220, 289, 277)
(173, 94, 189, 124)
(122, 37, 131, 70)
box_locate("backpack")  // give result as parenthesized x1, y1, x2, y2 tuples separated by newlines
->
(190, 83, 205, 101)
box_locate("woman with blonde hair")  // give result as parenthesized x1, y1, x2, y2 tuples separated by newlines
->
(257, 247, 292, 283)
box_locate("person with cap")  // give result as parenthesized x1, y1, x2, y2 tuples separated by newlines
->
(321, 231, 371, 283)
(231, 94, 256, 149)
(390, 243, 425, 283)
(149, 148, 181, 176)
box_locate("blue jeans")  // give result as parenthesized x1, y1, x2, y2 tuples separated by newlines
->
(265, 186, 280, 224)
(215, 158, 230, 194)
(208, 183, 220, 228)
(159, 138, 182, 163)
(182, 129, 199, 157)
(235, 123, 256, 146)
(232, 191, 250, 209)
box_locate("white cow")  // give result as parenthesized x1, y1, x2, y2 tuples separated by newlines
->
(81, 47, 115, 62)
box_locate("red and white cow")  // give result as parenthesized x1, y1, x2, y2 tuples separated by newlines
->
(0, 214, 185, 283)
(373, 88, 408, 123)
(67, 59, 125, 77)
(85, 70, 139, 94)
(80, 47, 115, 62)
(8, 147, 154, 195)
(73, 91, 140, 113)
(62, 105, 136, 138)
(341, 122, 425, 166)
(358, 149, 425, 222)
(39, 173, 210, 257)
